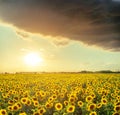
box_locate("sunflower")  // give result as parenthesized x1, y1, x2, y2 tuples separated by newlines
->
(60, 93, 65, 98)
(98, 91, 102, 95)
(67, 94, 70, 98)
(64, 101, 69, 106)
(70, 94, 76, 98)
(16, 102, 22, 109)
(12, 90, 16, 95)
(33, 112, 40, 115)
(112, 112, 120, 115)
(78, 101, 83, 107)
(71, 102, 75, 106)
(87, 103, 96, 111)
(52, 94, 57, 99)
(91, 93, 96, 98)
(0, 88, 4, 92)
(7, 106, 13, 111)
(45, 102, 53, 109)
(69, 97, 76, 103)
(38, 108, 46, 114)
(101, 98, 107, 105)
(114, 105, 120, 112)
(115, 102, 120, 106)
(55, 103, 63, 111)
(12, 104, 19, 111)
(89, 111, 97, 115)
(14, 96, 19, 101)
(32, 97, 38, 102)
(26, 99, 31, 106)
(117, 96, 120, 100)
(97, 103, 102, 109)
(35, 91, 40, 97)
(66, 105, 75, 113)
(21, 98, 28, 104)
(33, 101, 39, 107)
(111, 93, 115, 98)
(40, 91, 46, 98)
(2, 93, 6, 99)
(86, 96, 93, 103)
(61, 88, 67, 93)
(48, 97, 54, 103)
(54, 90, 59, 95)
(0, 109, 7, 115)
(115, 90, 119, 94)
(8, 100, 14, 105)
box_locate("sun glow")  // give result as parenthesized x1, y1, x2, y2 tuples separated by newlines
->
(24, 53, 43, 66)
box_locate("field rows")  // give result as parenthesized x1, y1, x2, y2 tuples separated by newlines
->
(0, 73, 120, 115)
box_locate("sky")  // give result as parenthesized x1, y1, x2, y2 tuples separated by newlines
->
(0, 0, 120, 72)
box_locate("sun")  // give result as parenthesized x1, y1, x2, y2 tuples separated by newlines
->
(24, 53, 43, 66)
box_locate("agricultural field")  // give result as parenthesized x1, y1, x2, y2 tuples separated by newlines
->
(0, 73, 120, 115)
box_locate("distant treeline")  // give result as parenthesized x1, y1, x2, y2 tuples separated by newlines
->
(80, 70, 120, 73)
(1, 70, 120, 74)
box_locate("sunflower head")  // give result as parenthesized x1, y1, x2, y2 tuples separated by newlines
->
(55, 103, 63, 111)
(0, 109, 7, 115)
(78, 101, 83, 107)
(101, 98, 107, 105)
(97, 103, 102, 109)
(37, 108, 46, 114)
(86, 96, 93, 102)
(112, 112, 120, 115)
(66, 105, 75, 113)
(88, 103, 96, 111)
(114, 105, 120, 112)
(64, 100, 69, 106)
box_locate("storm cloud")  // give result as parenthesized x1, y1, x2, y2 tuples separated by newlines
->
(0, 0, 120, 51)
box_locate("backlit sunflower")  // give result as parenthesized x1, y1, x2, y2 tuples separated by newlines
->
(12, 104, 19, 111)
(114, 105, 120, 112)
(97, 103, 102, 109)
(64, 100, 69, 106)
(88, 103, 96, 111)
(77, 101, 83, 107)
(112, 112, 120, 115)
(101, 98, 107, 105)
(55, 103, 63, 111)
(86, 96, 93, 103)
(33, 101, 39, 107)
(0, 109, 7, 115)
(8, 100, 14, 105)
(7, 106, 13, 111)
(48, 97, 54, 103)
(21, 98, 28, 105)
(33, 112, 41, 115)
(45, 102, 53, 109)
(69, 97, 76, 103)
(38, 108, 46, 114)
(66, 105, 75, 113)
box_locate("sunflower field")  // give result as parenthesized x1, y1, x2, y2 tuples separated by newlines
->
(0, 73, 120, 115)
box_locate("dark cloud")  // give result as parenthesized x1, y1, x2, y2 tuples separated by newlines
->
(0, 0, 120, 51)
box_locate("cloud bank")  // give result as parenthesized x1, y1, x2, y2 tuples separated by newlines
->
(0, 0, 120, 51)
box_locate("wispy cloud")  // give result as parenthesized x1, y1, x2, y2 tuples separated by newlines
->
(15, 30, 33, 42)
(0, 0, 120, 51)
